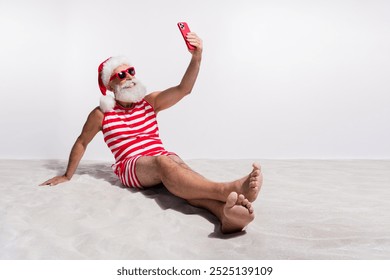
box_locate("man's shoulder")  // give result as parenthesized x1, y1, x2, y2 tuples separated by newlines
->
(144, 91, 162, 109)
(87, 106, 104, 121)
(91, 106, 104, 114)
(144, 91, 162, 101)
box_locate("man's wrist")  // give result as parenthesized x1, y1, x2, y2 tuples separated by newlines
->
(191, 52, 202, 62)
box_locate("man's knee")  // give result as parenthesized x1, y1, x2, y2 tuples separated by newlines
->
(155, 155, 175, 171)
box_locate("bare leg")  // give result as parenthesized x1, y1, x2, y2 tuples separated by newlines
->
(188, 192, 255, 234)
(135, 155, 262, 202)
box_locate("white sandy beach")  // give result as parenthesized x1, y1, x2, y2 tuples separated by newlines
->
(1, 159, 389, 259)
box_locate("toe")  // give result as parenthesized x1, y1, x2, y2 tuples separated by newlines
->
(225, 192, 238, 208)
(248, 203, 253, 213)
(242, 199, 254, 213)
(242, 199, 250, 207)
(252, 163, 261, 171)
(237, 194, 245, 204)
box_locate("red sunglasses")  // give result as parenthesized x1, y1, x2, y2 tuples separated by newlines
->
(110, 67, 136, 81)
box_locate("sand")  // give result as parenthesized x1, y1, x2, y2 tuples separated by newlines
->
(1, 159, 389, 259)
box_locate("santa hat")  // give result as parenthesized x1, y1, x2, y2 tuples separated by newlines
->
(98, 56, 132, 112)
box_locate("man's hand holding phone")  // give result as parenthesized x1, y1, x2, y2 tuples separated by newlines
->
(177, 22, 203, 56)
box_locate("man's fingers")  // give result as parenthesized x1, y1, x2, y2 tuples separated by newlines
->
(186, 38, 202, 49)
(186, 33, 202, 44)
(39, 181, 54, 186)
(186, 32, 198, 38)
(39, 177, 62, 186)
(39, 180, 51, 186)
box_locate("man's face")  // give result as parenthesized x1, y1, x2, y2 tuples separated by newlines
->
(109, 64, 135, 88)
(109, 64, 146, 103)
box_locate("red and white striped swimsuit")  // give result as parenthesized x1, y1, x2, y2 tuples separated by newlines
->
(102, 99, 176, 188)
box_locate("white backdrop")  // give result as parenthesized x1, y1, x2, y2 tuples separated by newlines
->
(0, 0, 389, 160)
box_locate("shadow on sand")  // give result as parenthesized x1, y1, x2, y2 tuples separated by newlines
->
(42, 160, 246, 238)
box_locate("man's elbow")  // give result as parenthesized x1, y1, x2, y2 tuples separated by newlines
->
(177, 85, 193, 96)
(75, 136, 89, 150)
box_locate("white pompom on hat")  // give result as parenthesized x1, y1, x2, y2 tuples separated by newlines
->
(98, 56, 132, 112)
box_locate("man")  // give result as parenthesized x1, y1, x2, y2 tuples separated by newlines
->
(40, 32, 262, 234)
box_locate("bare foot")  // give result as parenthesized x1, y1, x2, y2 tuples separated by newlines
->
(234, 163, 262, 202)
(221, 192, 255, 234)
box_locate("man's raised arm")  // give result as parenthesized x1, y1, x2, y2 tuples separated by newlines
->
(145, 32, 203, 114)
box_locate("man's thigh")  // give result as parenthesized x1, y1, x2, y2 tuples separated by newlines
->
(135, 154, 192, 187)
(135, 156, 162, 187)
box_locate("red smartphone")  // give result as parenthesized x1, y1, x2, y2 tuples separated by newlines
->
(177, 22, 196, 50)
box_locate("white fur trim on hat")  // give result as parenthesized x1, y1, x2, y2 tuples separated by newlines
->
(101, 56, 132, 87)
(100, 93, 116, 112)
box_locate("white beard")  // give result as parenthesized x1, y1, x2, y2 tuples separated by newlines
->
(114, 78, 147, 103)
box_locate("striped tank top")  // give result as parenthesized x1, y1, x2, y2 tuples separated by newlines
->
(102, 99, 167, 163)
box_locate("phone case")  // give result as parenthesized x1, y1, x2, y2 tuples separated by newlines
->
(177, 22, 196, 50)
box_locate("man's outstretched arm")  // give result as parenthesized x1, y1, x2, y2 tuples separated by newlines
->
(145, 32, 203, 114)
(40, 107, 103, 186)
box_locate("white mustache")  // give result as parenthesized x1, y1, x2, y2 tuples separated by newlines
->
(121, 79, 137, 89)
(114, 78, 147, 103)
